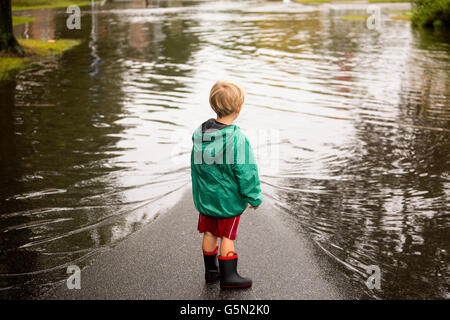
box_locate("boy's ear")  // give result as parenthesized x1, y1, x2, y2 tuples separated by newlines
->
(236, 105, 242, 113)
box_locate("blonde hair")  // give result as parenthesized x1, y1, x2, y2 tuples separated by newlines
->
(209, 80, 246, 118)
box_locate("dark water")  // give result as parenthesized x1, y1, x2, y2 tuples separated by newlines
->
(1, 0, 449, 299)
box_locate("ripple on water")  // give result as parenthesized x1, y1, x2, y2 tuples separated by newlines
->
(1, 0, 449, 300)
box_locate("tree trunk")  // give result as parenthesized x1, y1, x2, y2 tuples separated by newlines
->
(0, 0, 24, 56)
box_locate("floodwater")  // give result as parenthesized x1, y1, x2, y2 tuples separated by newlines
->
(1, 0, 449, 299)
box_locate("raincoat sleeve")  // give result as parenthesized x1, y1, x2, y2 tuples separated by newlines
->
(231, 136, 263, 207)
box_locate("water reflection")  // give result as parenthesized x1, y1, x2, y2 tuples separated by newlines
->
(1, 0, 449, 299)
(271, 18, 450, 299)
(1, 0, 199, 298)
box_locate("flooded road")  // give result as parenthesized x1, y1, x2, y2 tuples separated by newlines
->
(1, 0, 449, 299)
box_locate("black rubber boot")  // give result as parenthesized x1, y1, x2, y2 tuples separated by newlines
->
(218, 252, 252, 289)
(203, 245, 220, 282)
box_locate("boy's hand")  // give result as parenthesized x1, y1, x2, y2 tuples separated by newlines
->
(249, 205, 259, 210)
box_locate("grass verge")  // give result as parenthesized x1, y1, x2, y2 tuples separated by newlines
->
(340, 11, 412, 21)
(19, 39, 81, 55)
(0, 57, 30, 80)
(293, 0, 410, 3)
(0, 39, 81, 80)
(12, 16, 35, 26)
(391, 9, 412, 20)
(12, 0, 91, 11)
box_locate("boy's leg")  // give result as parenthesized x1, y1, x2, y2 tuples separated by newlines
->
(218, 236, 252, 289)
(220, 236, 235, 257)
(202, 231, 218, 252)
(202, 231, 220, 282)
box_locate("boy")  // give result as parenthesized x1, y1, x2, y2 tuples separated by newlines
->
(191, 80, 262, 289)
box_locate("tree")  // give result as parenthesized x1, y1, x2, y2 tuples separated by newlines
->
(412, 0, 450, 28)
(0, 0, 24, 55)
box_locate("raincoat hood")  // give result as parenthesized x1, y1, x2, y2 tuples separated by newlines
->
(191, 121, 262, 218)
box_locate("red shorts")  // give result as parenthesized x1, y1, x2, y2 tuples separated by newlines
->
(197, 213, 241, 240)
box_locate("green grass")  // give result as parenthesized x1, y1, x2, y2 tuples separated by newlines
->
(12, 16, 35, 26)
(18, 39, 81, 55)
(0, 39, 81, 80)
(340, 12, 412, 21)
(0, 57, 30, 80)
(293, 0, 337, 3)
(391, 10, 412, 20)
(368, 0, 408, 2)
(12, 0, 91, 11)
(294, 0, 409, 3)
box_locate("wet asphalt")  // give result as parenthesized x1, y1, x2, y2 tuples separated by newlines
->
(42, 188, 362, 300)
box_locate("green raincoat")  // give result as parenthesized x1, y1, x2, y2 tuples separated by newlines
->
(191, 123, 262, 218)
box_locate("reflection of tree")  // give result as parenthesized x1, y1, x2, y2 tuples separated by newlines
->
(400, 30, 450, 132)
(280, 113, 449, 299)
(254, 9, 364, 56)
(1, 6, 127, 298)
(0, 81, 40, 299)
(251, 9, 358, 94)
(2, 1, 202, 298)
(277, 26, 450, 299)
(0, 81, 20, 198)
(252, 11, 324, 54)
(323, 10, 365, 54)
(13, 8, 56, 40)
(127, 14, 200, 93)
